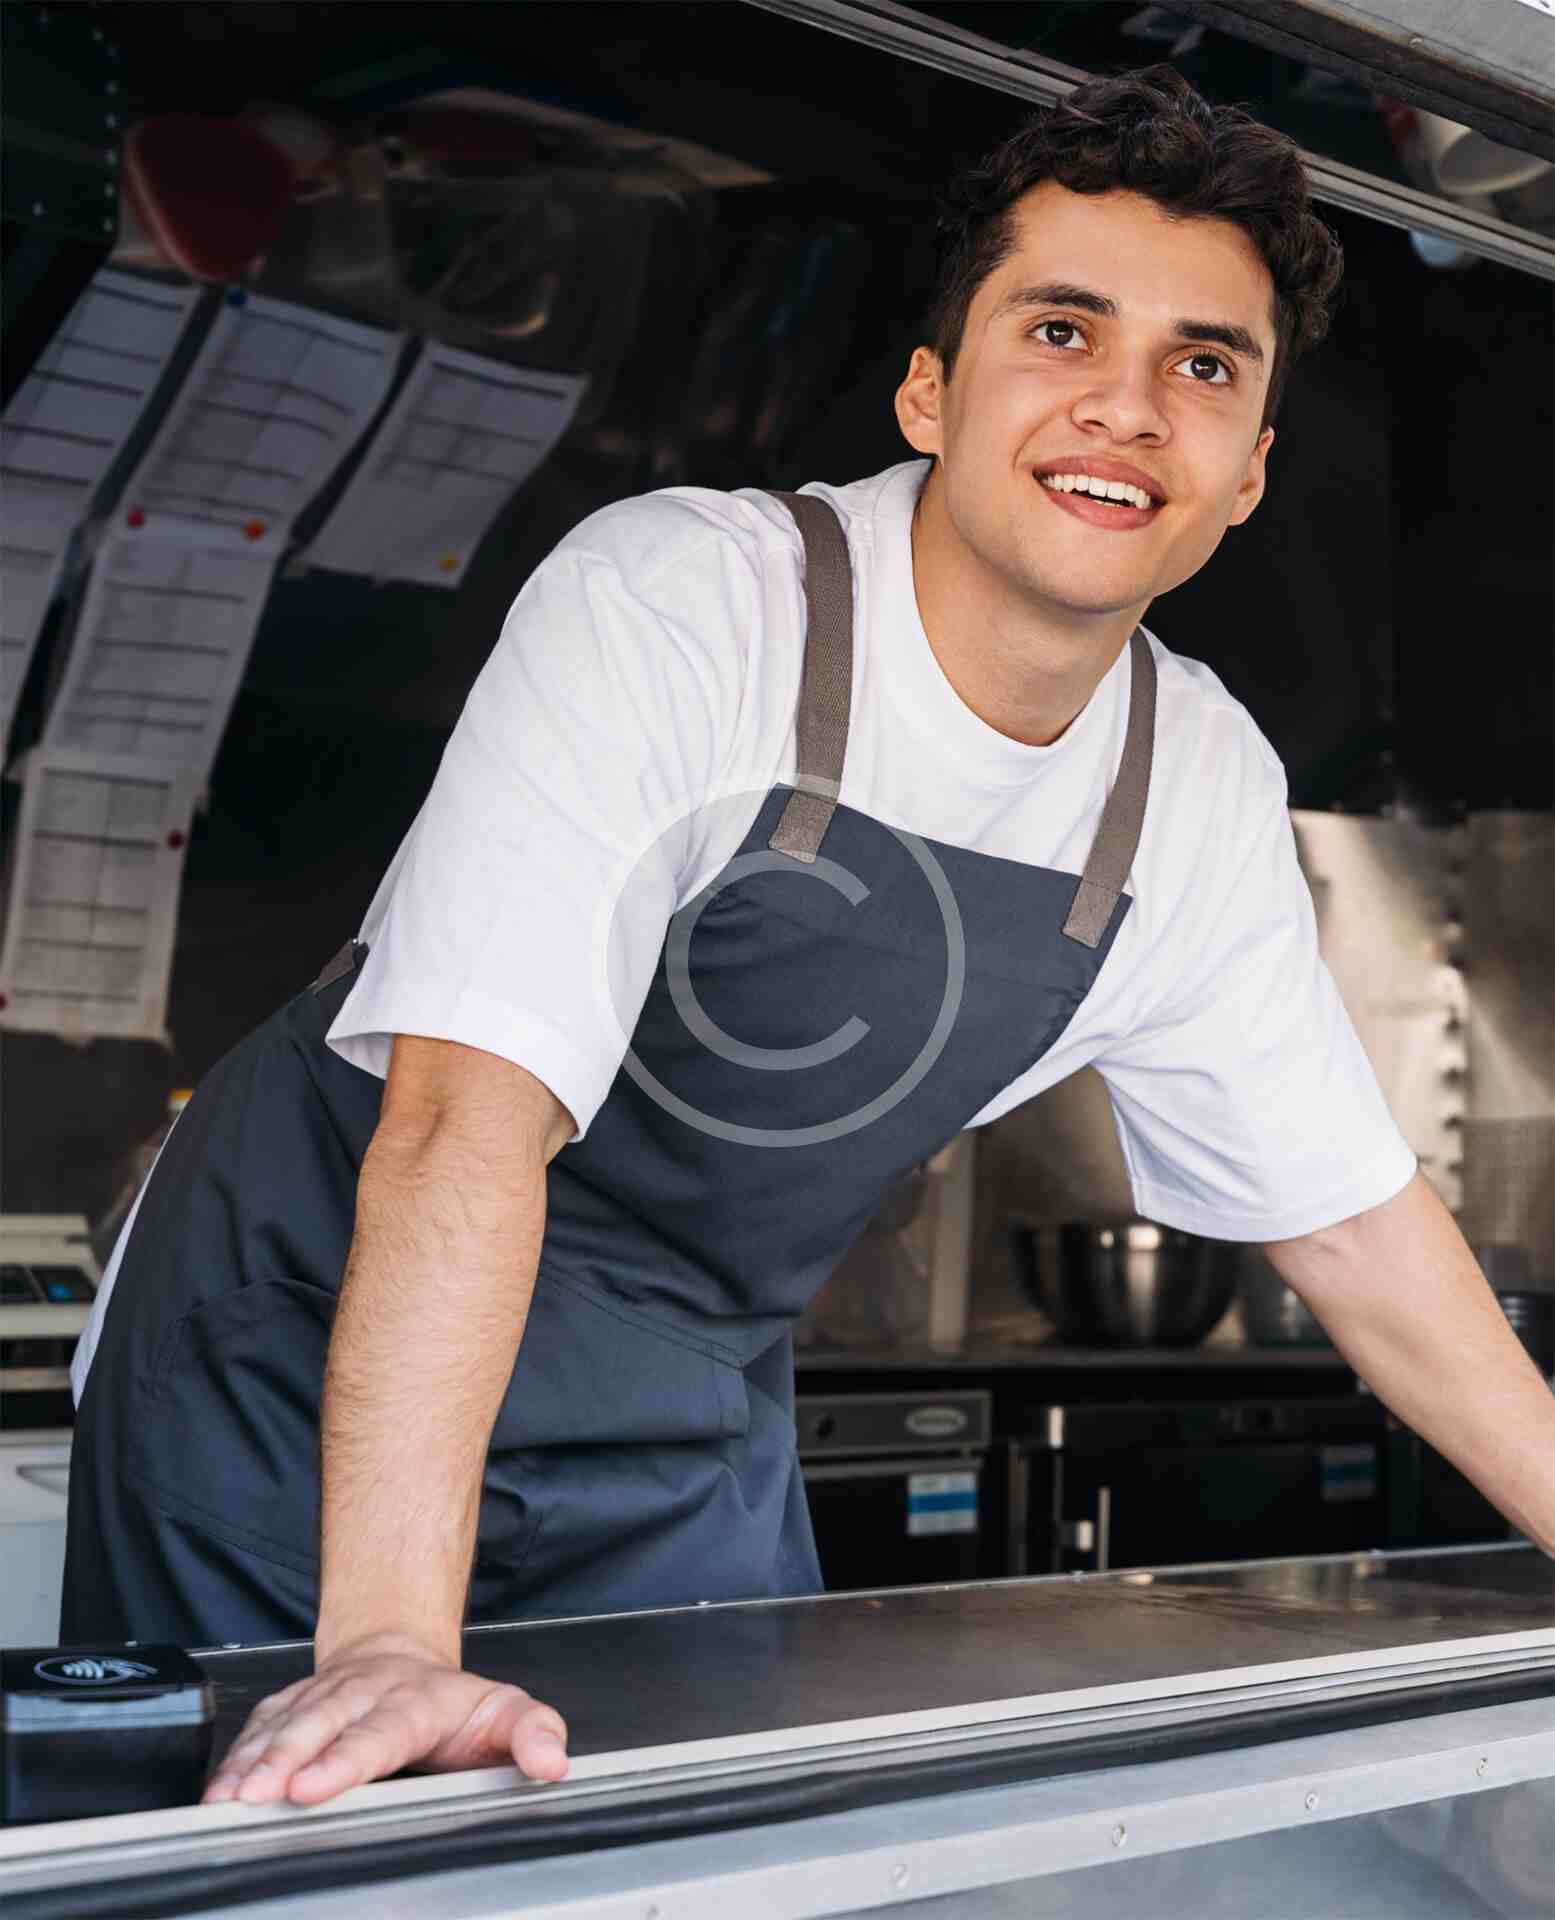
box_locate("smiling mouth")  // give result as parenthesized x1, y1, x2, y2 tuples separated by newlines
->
(1036, 475, 1163, 530)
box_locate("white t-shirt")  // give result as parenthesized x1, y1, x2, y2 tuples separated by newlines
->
(328, 458, 1415, 1244)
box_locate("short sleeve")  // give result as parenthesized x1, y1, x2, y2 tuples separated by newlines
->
(326, 515, 749, 1143)
(1095, 760, 1417, 1242)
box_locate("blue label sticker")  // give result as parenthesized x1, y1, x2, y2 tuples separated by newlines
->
(908, 1470, 978, 1536)
(1320, 1443, 1378, 1503)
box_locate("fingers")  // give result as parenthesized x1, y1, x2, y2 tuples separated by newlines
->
(201, 1662, 570, 1808)
(511, 1703, 570, 1783)
(423, 1682, 570, 1781)
(285, 1692, 440, 1804)
(203, 1674, 370, 1805)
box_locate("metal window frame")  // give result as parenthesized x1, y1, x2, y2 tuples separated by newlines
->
(743, 0, 1555, 281)
(6, 1695, 1550, 1918)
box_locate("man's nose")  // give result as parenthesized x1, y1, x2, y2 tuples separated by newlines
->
(1069, 358, 1172, 441)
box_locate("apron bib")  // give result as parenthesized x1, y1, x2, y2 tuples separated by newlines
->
(63, 490, 1155, 1646)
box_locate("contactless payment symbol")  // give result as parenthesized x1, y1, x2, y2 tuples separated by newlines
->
(33, 1655, 158, 1686)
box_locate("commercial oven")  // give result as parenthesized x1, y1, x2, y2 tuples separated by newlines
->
(796, 1388, 993, 1590)
(1004, 1396, 1390, 1576)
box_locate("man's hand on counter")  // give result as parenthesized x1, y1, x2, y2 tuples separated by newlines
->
(201, 1633, 569, 1806)
(202, 1038, 579, 1810)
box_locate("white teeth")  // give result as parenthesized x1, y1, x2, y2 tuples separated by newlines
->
(1040, 473, 1156, 510)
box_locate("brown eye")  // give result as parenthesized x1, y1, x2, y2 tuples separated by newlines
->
(1035, 320, 1084, 350)
(1181, 353, 1233, 385)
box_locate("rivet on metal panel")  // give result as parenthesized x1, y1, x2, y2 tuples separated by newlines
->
(1305, 1791, 1320, 1810)
(1111, 1824, 1128, 1848)
(891, 1863, 911, 1891)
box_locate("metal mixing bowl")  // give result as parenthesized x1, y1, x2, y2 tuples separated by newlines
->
(1008, 1219, 1238, 1348)
(1237, 1248, 1330, 1346)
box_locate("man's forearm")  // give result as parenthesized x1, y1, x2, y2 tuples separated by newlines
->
(314, 1125, 548, 1664)
(1263, 1171, 1555, 1557)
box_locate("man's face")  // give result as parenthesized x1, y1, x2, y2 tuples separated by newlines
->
(896, 181, 1278, 619)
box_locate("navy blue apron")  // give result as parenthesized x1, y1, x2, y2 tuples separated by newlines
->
(62, 490, 1155, 1647)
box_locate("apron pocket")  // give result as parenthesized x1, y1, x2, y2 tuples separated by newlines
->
(126, 1278, 335, 1574)
(490, 1266, 749, 1451)
(123, 1266, 747, 1575)
(472, 1440, 775, 1619)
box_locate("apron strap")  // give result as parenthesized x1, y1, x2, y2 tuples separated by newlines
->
(762, 490, 855, 864)
(309, 497, 1147, 958)
(310, 938, 367, 993)
(1062, 628, 1157, 948)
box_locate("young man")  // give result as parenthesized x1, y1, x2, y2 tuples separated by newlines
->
(66, 64, 1555, 1809)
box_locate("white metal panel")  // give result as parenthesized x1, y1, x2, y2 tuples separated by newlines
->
(0, 1435, 71, 1644)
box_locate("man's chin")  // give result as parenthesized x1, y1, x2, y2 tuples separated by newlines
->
(1016, 569, 1155, 622)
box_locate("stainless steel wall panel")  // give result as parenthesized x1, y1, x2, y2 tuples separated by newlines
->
(1290, 810, 1467, 1210)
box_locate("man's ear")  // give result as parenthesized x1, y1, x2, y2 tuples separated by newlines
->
(894, 346, 946, 459)
(1228, 424, 1275, 526)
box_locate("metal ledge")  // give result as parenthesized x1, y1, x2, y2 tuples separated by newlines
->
(743, 0, 1555, 280)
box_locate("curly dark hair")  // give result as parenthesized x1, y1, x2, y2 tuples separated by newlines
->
(925, 64, 1344, 432)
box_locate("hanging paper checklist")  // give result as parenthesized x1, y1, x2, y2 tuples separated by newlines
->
(2, 290, 400, 1042)
(36, 298, 398, 781)
(303, 345, 587, 588)
(1, 518, 70, 750)
(1, 270, 198, 537)
(40, 527, 279, 778)
(0, 747, 201, 1041)
(116, 294, 401, 547)
(0, 271, 198, 749)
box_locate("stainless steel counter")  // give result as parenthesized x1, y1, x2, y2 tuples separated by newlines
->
(186, 1543, 1550, 1771)
(4, 1546, 1551, 1919)
(795, 1341, 1350, 1371)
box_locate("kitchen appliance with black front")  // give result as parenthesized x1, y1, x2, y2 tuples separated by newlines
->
(796, 1389, 992, 1590)
(0, 1217, 98, 1644)
(1004, 1395, 1390, 1575)
(0, 1216, 98, 1418)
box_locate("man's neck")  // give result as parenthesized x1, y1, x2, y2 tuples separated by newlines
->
(909, 465, 1144, 749)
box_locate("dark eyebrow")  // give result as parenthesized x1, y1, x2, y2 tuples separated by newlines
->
(993, 280, 1266, 367)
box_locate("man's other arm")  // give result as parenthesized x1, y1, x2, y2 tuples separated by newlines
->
(1262, 1169, 1555, 1557)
